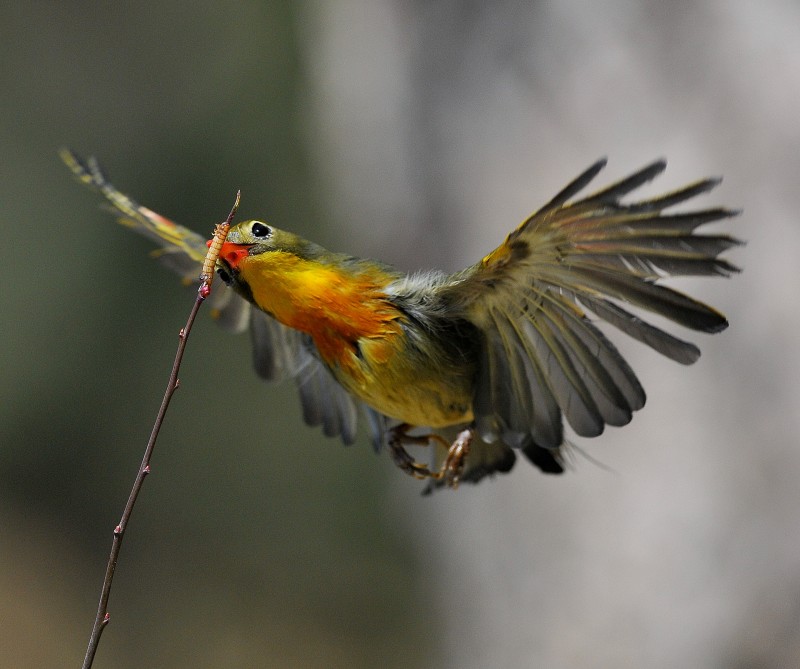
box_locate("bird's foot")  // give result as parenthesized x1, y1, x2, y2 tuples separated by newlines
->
(441, 427, 472, 488)
(387, 424, 473, 489)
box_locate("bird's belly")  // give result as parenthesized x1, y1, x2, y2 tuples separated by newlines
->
(357, 372, 474, 428)
(331, 334, 476, 428)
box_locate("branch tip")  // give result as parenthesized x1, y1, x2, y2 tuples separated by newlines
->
(228, 190, 242, 223)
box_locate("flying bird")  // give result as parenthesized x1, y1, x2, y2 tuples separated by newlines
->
(62, 150, 740, 489)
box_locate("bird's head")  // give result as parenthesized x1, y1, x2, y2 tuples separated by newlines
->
(216, 219, 320, 288)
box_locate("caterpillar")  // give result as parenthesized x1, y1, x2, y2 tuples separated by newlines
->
(199, 190, 240, 297)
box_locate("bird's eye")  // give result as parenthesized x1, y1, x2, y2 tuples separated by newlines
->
(251, 222, 272, 238)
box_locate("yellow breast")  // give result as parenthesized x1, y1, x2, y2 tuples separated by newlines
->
(238, 250, 475, 427)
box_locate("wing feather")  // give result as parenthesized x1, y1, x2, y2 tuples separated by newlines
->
(475, 315, 563, 448)
(442, 159, 740, 451)
(295, 350, 359, 445)
(528, 296, 640, 426)
(520, 312, 604, 437)
(530, 291, 645, 412)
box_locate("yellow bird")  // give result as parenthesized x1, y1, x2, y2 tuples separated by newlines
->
(62, 150, 740, 489)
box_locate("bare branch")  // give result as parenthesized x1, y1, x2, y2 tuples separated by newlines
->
(81, 192, 239, 669)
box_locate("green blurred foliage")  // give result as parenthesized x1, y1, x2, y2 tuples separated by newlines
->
(0, 4, 437, 667)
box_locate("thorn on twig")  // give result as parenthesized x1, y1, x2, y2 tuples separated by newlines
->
(143, 465, 151, 475)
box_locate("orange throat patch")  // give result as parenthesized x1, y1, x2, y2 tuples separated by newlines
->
(237, 251, 404, 371)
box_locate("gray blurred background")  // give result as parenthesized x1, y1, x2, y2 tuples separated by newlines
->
(2, 2, 798, 667)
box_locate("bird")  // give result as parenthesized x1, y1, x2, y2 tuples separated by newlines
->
(61, 149, 741, 489)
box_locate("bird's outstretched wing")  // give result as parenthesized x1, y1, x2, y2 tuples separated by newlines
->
(440, 159, 741, 465)
(61, 149, 374, 447)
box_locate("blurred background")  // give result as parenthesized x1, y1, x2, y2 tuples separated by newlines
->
(2, 1, 799, 667)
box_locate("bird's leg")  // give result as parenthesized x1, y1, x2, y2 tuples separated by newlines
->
(387, 423, 441, 480)
(387, 424, 473, 489)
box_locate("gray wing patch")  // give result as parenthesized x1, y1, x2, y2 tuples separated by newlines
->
(250, 309, 390, 447)
(295, 351, 360, 445)
(250, 309, 304, 381)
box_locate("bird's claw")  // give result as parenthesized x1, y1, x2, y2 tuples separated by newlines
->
(388, 424, 473, 489)
(441, 427, 472, 488)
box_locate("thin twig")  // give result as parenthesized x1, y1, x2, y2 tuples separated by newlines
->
(81, 192, 240, 669)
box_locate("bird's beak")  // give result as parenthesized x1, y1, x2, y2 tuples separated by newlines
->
(217, 241, 252, 269)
